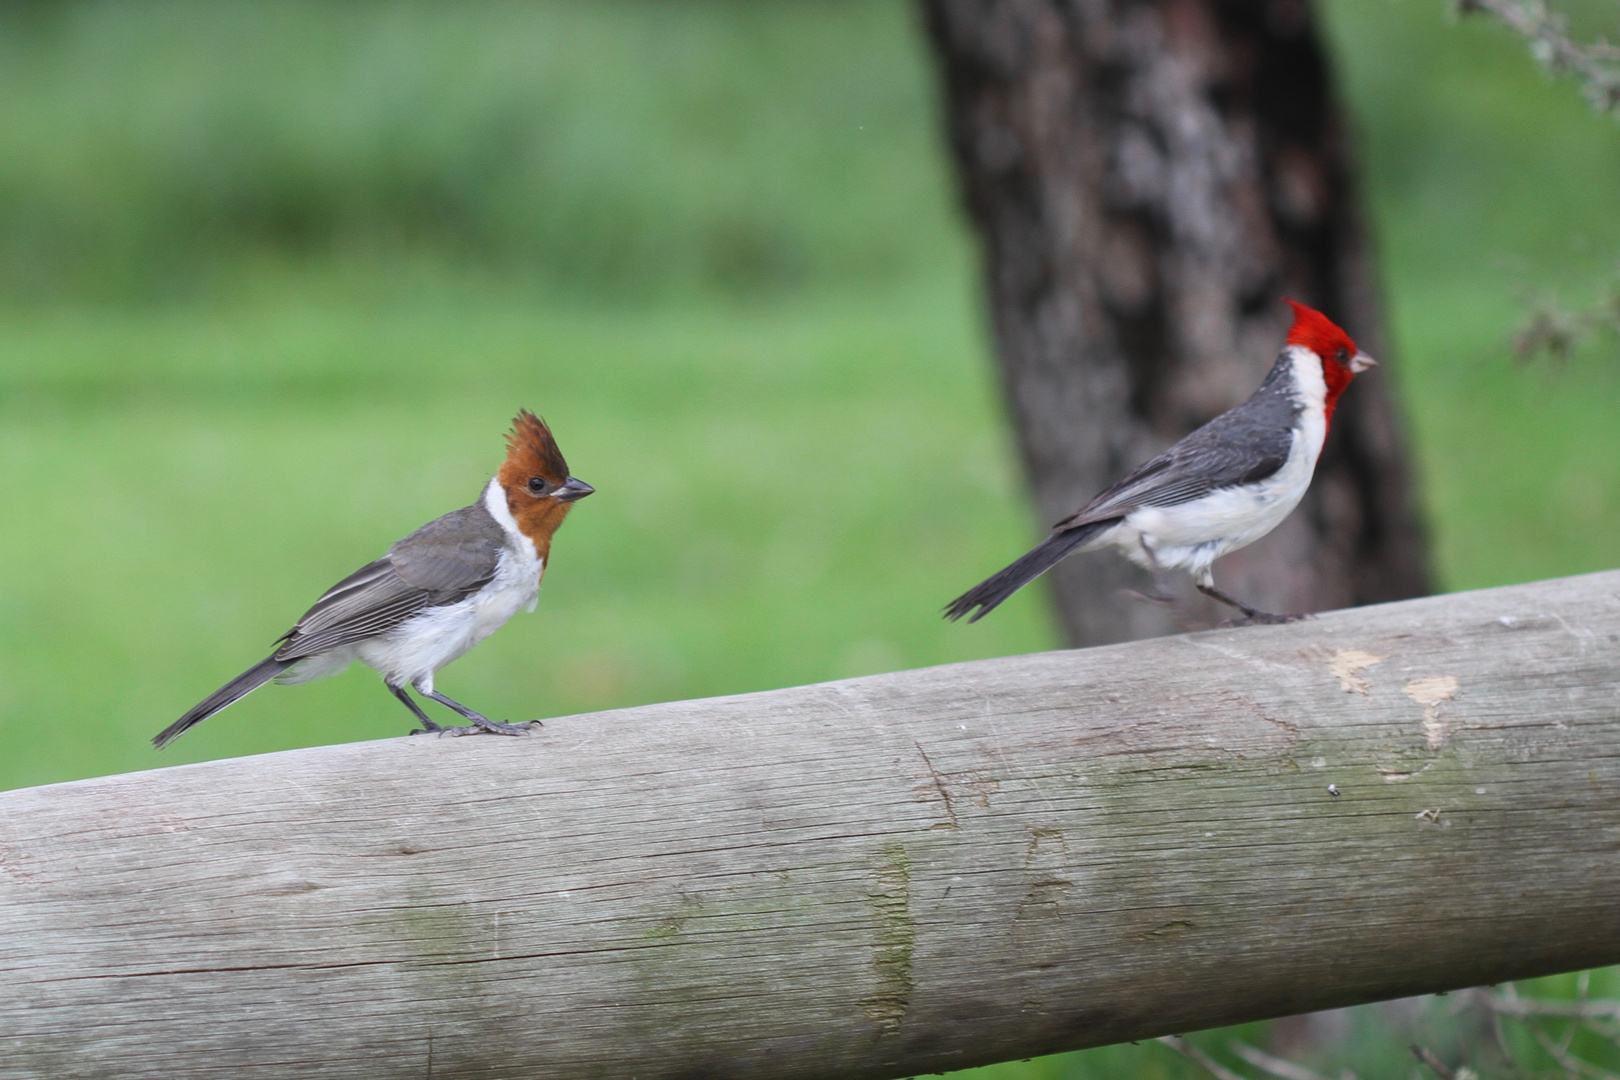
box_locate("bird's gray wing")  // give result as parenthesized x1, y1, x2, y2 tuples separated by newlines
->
(273, 502, 505, 660)
(387, 503, 509, 596)
(1055, 374, 1300, 530)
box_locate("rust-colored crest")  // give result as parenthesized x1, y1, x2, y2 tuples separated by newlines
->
(496, 410, 579, 559)
(498, 410, 570, 489)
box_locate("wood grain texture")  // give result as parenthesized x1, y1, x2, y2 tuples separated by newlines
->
(5, 571, 1620, 1079)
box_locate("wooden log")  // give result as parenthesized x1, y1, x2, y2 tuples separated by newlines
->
(3, 571, 1620, 1080)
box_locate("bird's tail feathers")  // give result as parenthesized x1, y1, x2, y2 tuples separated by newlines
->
(944, 520, 1114, 623)
(154, 655, 293, 749)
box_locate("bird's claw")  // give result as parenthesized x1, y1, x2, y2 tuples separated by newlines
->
(445, 718, 542, 737)
(406, 717, 541, 737)
(1222, 611, 1312, 627)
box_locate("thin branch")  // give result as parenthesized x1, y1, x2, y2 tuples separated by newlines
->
(1468, 988, 1533, 1079)
(1479, 994, 1620, 1021)
(1457, 0, 1620, 113)
(1159, 1035, 1251, 1080)
(1454, 4, 1620, 366)
(1510, 287, 1620, 365)
(1229, 1040, 1343, 1080)
(1412, 1042, 1459, 1080)
(1524, 1022, 1620, 1080)
(1579, 1017, 1620, 1045)
(1483, 983, 1618, 1080)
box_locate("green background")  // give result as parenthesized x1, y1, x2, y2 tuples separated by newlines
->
(0, 1, 1615, 1076)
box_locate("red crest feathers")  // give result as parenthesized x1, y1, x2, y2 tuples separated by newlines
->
(1282, 298, 1357, 361)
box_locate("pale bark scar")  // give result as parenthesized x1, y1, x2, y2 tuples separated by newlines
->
(1328, 649, 1386, 694)
(1403, 676, 1460, 749)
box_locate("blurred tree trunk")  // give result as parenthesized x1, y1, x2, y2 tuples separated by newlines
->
(920, 0, 1431, 646)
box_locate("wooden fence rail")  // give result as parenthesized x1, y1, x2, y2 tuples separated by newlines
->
(4, 571, 1620, 1079)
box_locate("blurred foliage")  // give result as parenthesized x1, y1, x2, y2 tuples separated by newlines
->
(1452, 0, 1620, 366)
(950, 970, 1620, 1078)
(1325, 0, 1620, 597)
(0, 1, 1617, 1078)
(0, 0, 955, 303)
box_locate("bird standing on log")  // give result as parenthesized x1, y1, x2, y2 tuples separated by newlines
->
(156, 411, 594, 748)
(945, 300, 1375, 625)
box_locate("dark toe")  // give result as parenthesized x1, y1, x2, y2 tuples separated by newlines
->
(1223, 611, 1311, 627)
(470, 718, 537, 736)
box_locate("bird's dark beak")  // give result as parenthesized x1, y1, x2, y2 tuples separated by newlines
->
(556, 477, 595, 502)
(1350, 352, 1377, 374)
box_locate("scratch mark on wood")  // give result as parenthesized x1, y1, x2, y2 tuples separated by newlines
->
(285, 779, 325, 807)
(1379, 761, 1434, 783)
(0, 846, 40, 886)
(913, 741, 959, 829)
(961, 772, 1000, 809)
(1222, 692, 1299, 738)
(1136, 920, 1197, 941)
(1025, 826, 1065, 862)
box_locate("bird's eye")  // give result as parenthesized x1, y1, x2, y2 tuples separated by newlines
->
(1335, 347, 1350, 365)
(527, 477, 548, 495)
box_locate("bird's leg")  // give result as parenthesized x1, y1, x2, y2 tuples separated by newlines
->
(1195, 581, 1309, 626)
(413, 681, 539, 737)
(1122, 538, 1177, 608)
(391, 684, 445, 735)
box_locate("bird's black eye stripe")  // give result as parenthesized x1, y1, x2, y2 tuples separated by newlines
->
(528, 477, 548, 495)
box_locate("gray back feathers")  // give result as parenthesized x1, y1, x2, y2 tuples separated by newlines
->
(274, 500, 506, 660)
(1055, 352, 1301, 531)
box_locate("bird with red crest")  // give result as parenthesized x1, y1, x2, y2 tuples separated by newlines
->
(946, 299, 1374, 625)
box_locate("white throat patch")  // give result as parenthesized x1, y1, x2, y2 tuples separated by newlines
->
(483, 477, 527, 549)
(1283, 344, 1329, 413)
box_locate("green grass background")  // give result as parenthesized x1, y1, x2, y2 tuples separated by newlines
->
(0, 1, 1616, 1076)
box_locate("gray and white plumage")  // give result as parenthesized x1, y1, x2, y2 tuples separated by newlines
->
(945, 302, 1374, 624)
(155, 482, 540, 748)
(157, 410, 592, 748)
(1052, 358, 1302, 531)
(276, 498, 511, 664)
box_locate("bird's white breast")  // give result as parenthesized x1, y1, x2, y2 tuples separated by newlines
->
(355, 479, 544, 691)
(1107, 346, 1328, 575)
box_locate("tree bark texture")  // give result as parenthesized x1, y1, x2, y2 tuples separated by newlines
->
(4, 570, 1620, 1079)
(920, 0, 1430, 646)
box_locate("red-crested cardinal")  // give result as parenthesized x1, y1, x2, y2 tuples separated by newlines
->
(945, 300, 1374, 625)
(155, 411, 593, 748)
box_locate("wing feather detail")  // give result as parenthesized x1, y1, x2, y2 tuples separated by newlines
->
(1054, 357, 1301, 531)
(272, 500, 508, 661)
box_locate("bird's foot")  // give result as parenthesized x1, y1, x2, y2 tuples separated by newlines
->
(408, 718, 445, 736)
(443, 716, 542, 738)
(1122, 588, 1177, 608)
(1221, 611, 1313, 627)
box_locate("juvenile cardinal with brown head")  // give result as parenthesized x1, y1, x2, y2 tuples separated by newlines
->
(157, 410, 594, 747)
